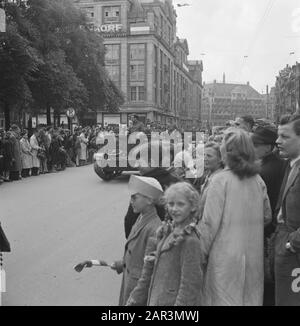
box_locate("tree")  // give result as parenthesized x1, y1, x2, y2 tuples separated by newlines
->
(0, 4, 41, 129)
(26, 0, 123, 123)
(0, 0, 124, 128)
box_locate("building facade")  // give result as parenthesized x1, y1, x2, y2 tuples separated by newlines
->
(274, 62, 300, 122)
(74, 0, 203, 129)
(201, 75, 267, 128)
(262, 85, 275, 122)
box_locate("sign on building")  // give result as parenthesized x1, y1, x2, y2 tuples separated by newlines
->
(94, 24, 123, 33)
(0, 8, 5, 33)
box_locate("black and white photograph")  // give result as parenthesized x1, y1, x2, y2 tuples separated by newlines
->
(0, 0, 300, 309)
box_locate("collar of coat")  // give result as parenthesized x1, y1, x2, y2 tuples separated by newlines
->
(158, 222, 200, 255)
(126, 206, 159, 244)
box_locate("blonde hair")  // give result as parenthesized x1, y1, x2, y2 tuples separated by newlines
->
(164, 182, 201, 222)
(223, 127, 260, 179)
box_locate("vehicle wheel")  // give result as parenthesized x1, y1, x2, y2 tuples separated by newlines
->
(94, 163, 116, 181)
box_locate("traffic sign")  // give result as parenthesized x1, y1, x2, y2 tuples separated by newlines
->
(66, 108, 75, 118)
(0, 9, 5, 33)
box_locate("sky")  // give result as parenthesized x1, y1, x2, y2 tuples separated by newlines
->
(174, 0, 300, 93)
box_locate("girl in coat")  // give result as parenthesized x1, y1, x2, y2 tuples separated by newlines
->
(127, 182, 203, 306)
(198, 128, 272, 306)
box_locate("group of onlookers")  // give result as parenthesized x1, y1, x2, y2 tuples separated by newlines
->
(0, 124, 100, 184)
(76, 113, 300, 306)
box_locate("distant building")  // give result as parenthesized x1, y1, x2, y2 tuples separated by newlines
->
(201, 75, 267, 128)
(262, 86, 276, 121)
(73, 0, 203, 128)
(274, 62, 300, 122)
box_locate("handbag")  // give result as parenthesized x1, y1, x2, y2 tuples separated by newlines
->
(0, 222, 11, 252)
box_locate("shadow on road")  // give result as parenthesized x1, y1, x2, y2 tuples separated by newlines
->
(95, 171, 140, 184)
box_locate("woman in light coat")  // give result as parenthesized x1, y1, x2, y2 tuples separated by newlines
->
(79, 129, 89, 165)
(30, 129, 41, 176)
(20, 131, 33, 177)
(198, 128, 272, 306)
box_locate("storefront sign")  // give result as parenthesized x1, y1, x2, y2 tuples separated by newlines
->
(95, 24, 123, 33)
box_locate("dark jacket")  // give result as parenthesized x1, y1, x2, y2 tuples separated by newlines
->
(2, 136, 13, 171)
(259, 152, 287, 236)
(124, 168, 181, 239)
(9, 134, 22, 172)
(274, 160, 300, 306)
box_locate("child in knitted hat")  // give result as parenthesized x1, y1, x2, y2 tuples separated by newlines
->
(74, 175, 163, 306)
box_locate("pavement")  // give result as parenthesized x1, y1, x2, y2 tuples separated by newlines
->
(0, 165, 132, 306)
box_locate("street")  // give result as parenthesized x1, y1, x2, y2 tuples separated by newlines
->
(0, 166, 132, 306)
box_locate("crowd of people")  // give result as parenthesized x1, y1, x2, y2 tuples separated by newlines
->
(1, 112, 300, 306)
(0, 124, 101, 184)
(74, 113, 300, 306)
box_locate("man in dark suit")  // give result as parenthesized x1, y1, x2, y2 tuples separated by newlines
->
(274, 114, 300, 306)
(252, 125, 287, 230)
(252, 125, 287, 306)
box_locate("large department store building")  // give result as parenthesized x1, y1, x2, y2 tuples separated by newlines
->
(74, 0, 203, 129)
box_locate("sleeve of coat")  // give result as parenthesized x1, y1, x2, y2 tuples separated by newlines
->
(20, 141, 27, 154)
(126, 236, 158, 306)
(261, 177, 272, 227)
(175, 237, 203, 306)
(198, 176, 226, 261)
(30, 137, 39, 150)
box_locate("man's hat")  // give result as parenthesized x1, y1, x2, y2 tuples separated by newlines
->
(251, 125, 277, 145)
(128, 175, 163, 201)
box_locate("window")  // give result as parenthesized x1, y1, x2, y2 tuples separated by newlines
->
(130, 64, 145, 81)
(105, 44, 120, 62)
(129, 44, 145, 100)
(106, 66, 120, 83)
(104, 6, 120, 23)
(83, 7, 94, 19)
(139, 86, 145, 101)
(130, 44, 145, 60)
(105, 44, 120, 88)
(130, 86, 145, 101)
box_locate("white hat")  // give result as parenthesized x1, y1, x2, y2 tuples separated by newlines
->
(128, 175, 163, 201)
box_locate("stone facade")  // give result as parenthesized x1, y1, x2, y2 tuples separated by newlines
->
(74, 0, 203, 128)
(274, 62, 300, 122)
(201, 77, 267, 128)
